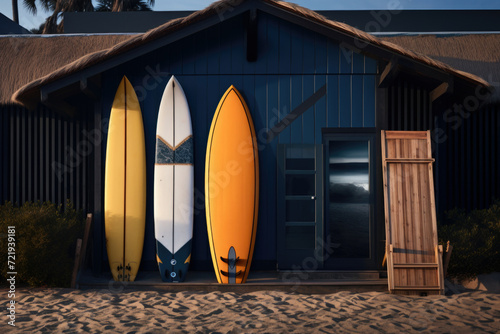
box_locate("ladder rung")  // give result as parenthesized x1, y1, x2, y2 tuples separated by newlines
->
(393, 286, 442, 291)
(384, 158, 435, 163)
(393, 263, 438, 268)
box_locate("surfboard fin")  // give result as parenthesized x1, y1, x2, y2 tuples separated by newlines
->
(220, 256, 240, 267)
(220, 246, 242, 283)
(220, 270, 243, 277)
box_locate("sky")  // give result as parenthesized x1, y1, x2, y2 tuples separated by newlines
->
(1, 0, 500, 32)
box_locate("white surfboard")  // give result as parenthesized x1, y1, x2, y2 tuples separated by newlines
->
(154, 76, 194, 282)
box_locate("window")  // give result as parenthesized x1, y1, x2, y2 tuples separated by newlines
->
(323, 130, 376, 264)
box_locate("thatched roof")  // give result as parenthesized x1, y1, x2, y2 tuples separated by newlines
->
(0, 34, 132, 104)
(6, 0, 495, 106)
(380, 34, 500, 91)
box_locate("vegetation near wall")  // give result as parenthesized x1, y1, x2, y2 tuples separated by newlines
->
(0, 201, 84, 287)
(439, 201, 500, 281)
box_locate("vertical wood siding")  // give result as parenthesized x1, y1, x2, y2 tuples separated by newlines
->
(440, 104, 500, 212)
(386, 78, 500, 214)
(0, 104, 91, 211)
(98, 12, 378, 271)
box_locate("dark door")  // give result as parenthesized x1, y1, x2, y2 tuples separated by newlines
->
(277, 144, 323, 270)
(323, 131, 378, 270)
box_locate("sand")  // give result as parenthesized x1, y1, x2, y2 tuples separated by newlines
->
(1, 287, 499, 333)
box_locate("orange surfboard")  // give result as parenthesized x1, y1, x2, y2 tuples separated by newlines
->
(205, 86, 259, 284)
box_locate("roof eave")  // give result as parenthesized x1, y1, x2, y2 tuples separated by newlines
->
(12, 0, 493, 108)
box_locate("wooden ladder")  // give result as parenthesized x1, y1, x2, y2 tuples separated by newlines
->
(381, 131, 444, 295)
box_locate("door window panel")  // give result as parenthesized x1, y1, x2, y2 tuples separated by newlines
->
(328, 140, 370, 258)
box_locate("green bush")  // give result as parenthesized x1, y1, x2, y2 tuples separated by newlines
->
(438, 201, 500, 281)
(0, 201, 84, 287)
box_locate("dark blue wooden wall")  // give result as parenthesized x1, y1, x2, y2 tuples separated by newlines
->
(99, 12, 378, 271)
(385, 78, 500, 215)
(0, 104, 91, 211)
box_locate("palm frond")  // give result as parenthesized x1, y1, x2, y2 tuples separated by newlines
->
(22, 0, 37, 14)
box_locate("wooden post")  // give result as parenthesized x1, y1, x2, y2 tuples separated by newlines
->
(70, 214, 93, 289)
(74, 214, 93, 289)
(79, 214, 93, 270)
(443, 241, 453, 278)
(71, 239, 83, 289)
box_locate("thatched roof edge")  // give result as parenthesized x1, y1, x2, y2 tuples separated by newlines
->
(12, 0, 492, 105)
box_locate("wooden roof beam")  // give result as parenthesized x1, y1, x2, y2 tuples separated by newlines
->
(379, 59, 400, 87)
(430, 79, 454, 102)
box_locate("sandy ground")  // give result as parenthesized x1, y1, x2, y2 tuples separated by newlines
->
(1, 288, 499, 333)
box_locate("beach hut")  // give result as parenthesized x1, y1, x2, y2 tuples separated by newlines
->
(1, 0, 498, 284)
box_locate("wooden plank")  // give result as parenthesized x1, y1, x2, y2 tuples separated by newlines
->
(430, 81, 453, 102)
(363, 75, 376, 127)
(381, 130, 444, 294)
(315, 35, 327, 75)
(381, 131, 391, 291)
(365, 57, 377, 74)
(314, 75, 326, 144)
(379, 60, 400, 87)
(71, 239, 83, 289)
(443, 241, 453, 278)
(267, 17, 279, 74)
(352, 52, 364, 74)
(277, 75, 291, 144)
(290, 24, 303, 74)
(352, 75, 363, 127)
(385, 131, 428, 139)
(278, 20, 291, 74)
(436, 245, 445, 294)
(246, 9, 258, 64)
(327, 74, 339, 128)
(302, 30, 315, 74)
(385, 158, 435, 163)
(206, 25, 220, 75)
(394, 263, 438, 268)
(386, 246, 391, 291)
(79, 214, 93, 271)
(394, 286, 441, 291)
(339, 45, 352, 74)
(339, 75, 351, 127)
(290, 75, 303, 143)
(230, 17, 244, 75)
(327, 40, 339, 74)
(195, 29, 208, 74)
(388, 244, 395, 291)
(381, 131, 390, 241)
(411, 138, 424, 285)
(219, 26, 232, 75)
(302, 75, 315, 144)
(427, 131, 439, 246)
(395, 139, 406, 288)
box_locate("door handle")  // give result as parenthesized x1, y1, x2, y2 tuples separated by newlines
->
(311, 196, 316, 200)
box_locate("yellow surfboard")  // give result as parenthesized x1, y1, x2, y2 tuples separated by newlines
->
(104, 76, 146, 282)
(205, 86, 259, 284)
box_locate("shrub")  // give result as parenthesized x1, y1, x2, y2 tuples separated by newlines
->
(0, 201, 84, 287)
(438, 201, 500, 281)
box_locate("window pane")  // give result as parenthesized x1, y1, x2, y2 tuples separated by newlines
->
(286, 158, 314, 170)
(328, 140, 370, 258)
(286, 200, 315, 222)
(286, 226, 315, 249)
(286, 145, 315, 170)
(286, 174, 315, 196)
